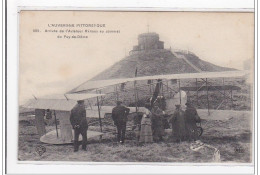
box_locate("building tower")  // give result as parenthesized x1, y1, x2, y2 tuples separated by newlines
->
(130, 32, 164, 55)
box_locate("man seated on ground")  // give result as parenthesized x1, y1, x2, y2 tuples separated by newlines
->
(111, 101, 130, 144)
(185, 102, 201, 141)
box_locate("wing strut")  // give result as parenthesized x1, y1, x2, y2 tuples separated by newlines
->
(134, 81, 138, 112)
(53, 110, 59, 138)
(178, 79, 181, 104)
(206, 78, 210, 115)
(96, 90, 103, 136)
(134, 67, 138, 112)
(196, 78, 199, 106)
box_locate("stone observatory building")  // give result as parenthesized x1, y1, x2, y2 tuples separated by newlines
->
(130, 32, 164, 53)
(90, 32, 234, 81)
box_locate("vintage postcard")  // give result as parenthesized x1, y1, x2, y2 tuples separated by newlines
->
(18, 10, 254, 164)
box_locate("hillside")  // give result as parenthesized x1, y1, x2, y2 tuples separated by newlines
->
(92, 49, 235, 81)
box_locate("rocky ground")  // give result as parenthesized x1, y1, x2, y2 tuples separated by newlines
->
(18, 110, 252, 163)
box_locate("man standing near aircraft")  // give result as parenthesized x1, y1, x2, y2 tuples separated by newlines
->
(70, 100, 88, 152)
(151, 103, 165, 142)
(112, 101, 130, 144)
(185, 102, 200, 141)
(170, 104, 186, 142)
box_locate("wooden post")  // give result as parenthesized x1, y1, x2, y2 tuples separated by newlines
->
(152, 81, 154, 94)
(149, 84, 152, 96)
(114, 86, 116, 102)
(136, 84, 139, 105)
(115, 85, 118, 101)
(54, 110, 59, 138)
(166, 80, 169, 96)
(196, 78, 199, 107)
(134, 81, 138, 112)
(161, 81, 164, 96)
(230, 87, 233, 110)
(206, 78, 210, 115)
(178, 79, 181, 104)
(96, 95, 103, 133)
(223, 78, 225, 105)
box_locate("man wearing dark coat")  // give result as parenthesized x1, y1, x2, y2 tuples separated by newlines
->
(70, 100, 88, 152)
(185, 102, 200, 141)
(169, 104, 186, 142)
(111, 101, 130, 143)
(151, 103, 165, 142)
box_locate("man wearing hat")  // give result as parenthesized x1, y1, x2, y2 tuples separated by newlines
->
(185, 102, 200, 141)
(111, 101, 130, 143)
(151, 102, 165, 142)
(70, 100, 88, 152)
(169, 104, 186, 142)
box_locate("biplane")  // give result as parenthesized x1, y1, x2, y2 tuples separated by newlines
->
(23, 70, 250, 144)
(69, 70, 250, 114)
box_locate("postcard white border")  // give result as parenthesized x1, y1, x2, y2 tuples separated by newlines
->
(5, 0, 257, 174)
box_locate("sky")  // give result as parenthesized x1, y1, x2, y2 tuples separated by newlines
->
(19, 11, 254, 104)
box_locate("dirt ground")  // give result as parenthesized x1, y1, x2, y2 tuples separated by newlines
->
(18, 110, 252, 163)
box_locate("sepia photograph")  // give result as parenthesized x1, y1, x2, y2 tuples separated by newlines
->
(18, 11, 254, 163)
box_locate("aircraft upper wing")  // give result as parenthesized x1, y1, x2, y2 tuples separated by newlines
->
(39, 93, 105, 100)
(69, 78, 128, 93)
(133, 70, 250, 81)
(70, 70, 250, 93)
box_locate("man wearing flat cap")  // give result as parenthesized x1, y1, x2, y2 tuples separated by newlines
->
(70, 100, 88, 152)
(111, 101, 130, 143)
(185, 102, 200, 141)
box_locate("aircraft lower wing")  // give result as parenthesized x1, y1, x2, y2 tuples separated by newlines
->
(23, 93, 105, 111)
(86, 106, 147, 118)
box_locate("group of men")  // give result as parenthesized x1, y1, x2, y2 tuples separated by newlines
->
(69, 99, 200, 152)
(111, 100, 201, 144)
(170, 102, 201, 142)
